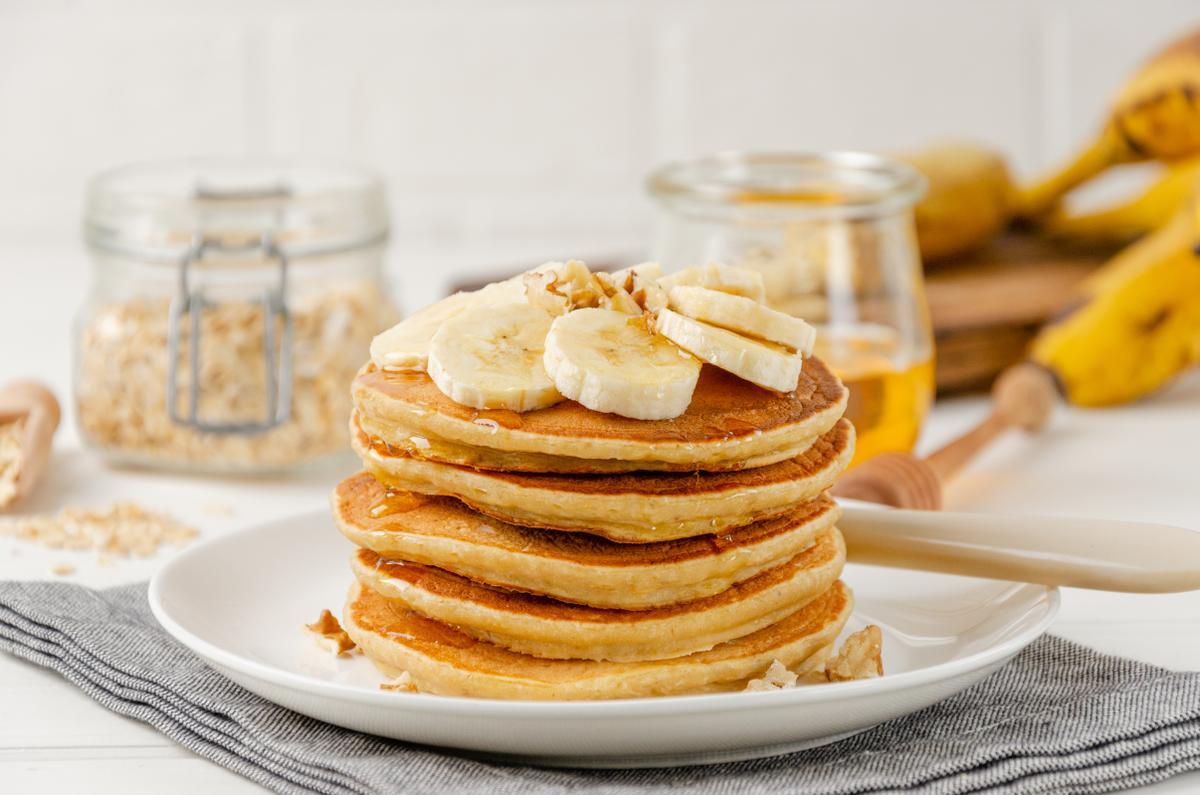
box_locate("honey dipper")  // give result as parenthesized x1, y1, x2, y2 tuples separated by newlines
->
(0, 381, 61, 509)
(832, 363, 1058, 510)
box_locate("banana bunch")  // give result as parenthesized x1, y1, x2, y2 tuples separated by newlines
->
(1030, 198, 1200, 406)
(1017, 27, 1200, 220)
(898, 141, 1016, 262)
(370, 261, 816, 420)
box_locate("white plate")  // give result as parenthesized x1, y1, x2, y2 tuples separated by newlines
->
(149, 508, 1059, 768)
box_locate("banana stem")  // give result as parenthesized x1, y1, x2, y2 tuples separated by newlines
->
(1016, 125, 1138, 220)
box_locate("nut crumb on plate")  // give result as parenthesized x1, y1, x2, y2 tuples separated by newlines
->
(305, 609, 357, 656)
(50, 563, 75, 576)
(825, 625, 885, 682)
(380, 671, 417, 693)
(744, 625, 884, 691)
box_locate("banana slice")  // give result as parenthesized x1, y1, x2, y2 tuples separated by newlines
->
(370, 279, 526, 371)
(543, 308, 701, 420)
(657, 263, 766, 303)
(655, 308, 803, 393)
(427, 302, 562, 411)
(667, 286, 816, 355)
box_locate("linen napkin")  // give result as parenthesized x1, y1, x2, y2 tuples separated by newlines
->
(2, 579, 1199, 794)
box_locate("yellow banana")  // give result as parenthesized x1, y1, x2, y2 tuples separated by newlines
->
(1017, 27, 1200, 219)
(1039, 155, 1200, 245)
(899, 141, 1015, 262)
(1030, 198, 1200, 406)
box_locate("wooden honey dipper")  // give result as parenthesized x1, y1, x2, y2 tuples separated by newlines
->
(832, 363, 1059, 510)
(0, 380, 61, 509)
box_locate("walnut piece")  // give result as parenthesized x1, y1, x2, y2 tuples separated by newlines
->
(745, 659, 798, 691)
(380, 671, 418, 693)
(0, 502, 197, 558)
(825, 625, 884, 682)
(305, 609, 357, 656)
(742, 625, 885, 692)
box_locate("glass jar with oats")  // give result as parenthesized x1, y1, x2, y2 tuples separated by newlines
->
(648, 152, 934, 468)
(75, 158, 398, 473)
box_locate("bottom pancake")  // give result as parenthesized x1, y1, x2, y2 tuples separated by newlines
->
(332, 472, 841, 609)
(343, 580, 853, 700)
(350, 527, 845, 661)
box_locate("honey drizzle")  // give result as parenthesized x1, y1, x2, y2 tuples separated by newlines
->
(368, 488, 430, 518)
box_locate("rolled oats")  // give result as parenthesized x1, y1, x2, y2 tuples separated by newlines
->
(0, 502, 197, 559)
(76, 281, 395, 471)
(0, 419, 23, 508)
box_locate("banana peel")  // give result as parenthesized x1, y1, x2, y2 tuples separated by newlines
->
(1031, 201, 1200, 406)
(1039, 155, 1200, 245)
(899, 141, 1015, 263)
(1017, 27, 1200, 219)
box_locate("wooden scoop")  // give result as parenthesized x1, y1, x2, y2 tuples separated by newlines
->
(833, 363, 1058, 510)
(839, 503, 1200, 593)
(0, 381, 60, 509)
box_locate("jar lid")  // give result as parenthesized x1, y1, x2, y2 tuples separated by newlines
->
(647, 151, 925, 220)
(85, 157, 388, 262)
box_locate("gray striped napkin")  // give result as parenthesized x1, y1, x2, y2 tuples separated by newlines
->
(2, 579, 1199, 794)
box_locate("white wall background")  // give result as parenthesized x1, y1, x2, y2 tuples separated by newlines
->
(1, 0, 1198, 310)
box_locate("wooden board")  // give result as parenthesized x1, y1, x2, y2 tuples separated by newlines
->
(925, 233, 1115, 393)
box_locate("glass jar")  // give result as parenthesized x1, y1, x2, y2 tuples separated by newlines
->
(648, 151, 934, 467)
(76, 157, 399, 473)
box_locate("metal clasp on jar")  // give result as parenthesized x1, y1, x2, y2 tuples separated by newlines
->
(166, 231, 294, 434)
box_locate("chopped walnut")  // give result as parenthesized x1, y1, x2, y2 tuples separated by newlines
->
(380, 677, 415, 693)
(50, 563, 75, 576)
(743, 626, 885, 692)
(825, 625, 884, 682)
(0, 418, 24, 509)
(76, 281, 396, 470)
(523, 260, 601, 316)
(305, 609, 357, 656)
(522, 260, 667, 318)
(0, 502, 197, 559)
(745, 659, 798, 691)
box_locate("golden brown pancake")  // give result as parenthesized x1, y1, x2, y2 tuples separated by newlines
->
(343, 579, 853, 700)
(332, 472, 841, 609)
(352, 358, 848, 472)
(353, 418, 855, 542)
(350, 527, 845, 661)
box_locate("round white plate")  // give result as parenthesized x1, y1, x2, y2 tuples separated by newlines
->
(149, 508, 1059, 768)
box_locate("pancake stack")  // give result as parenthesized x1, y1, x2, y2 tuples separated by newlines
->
(333, 263, 858, 700)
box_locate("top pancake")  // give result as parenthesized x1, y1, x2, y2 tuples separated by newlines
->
(352, 356, 848, 471)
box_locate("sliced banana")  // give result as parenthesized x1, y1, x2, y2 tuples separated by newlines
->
(427, 302, 562, 412)
(655, 308, 803, 393)
(657, 263, 767, 303)
(370, 279, 526, 371)
(667, 285, 816, 355)
(543, 308, 701, 420)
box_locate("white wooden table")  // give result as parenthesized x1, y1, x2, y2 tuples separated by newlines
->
(2, 245, 1198, 793)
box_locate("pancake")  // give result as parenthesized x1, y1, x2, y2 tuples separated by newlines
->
(354, 412, 820, 473)
(350, 526, 845, 661)
(352, 358, 847, 472)
(353, 418, 855, 542)
(343, 579, 853, 700)
(333, 472, 841, 609)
